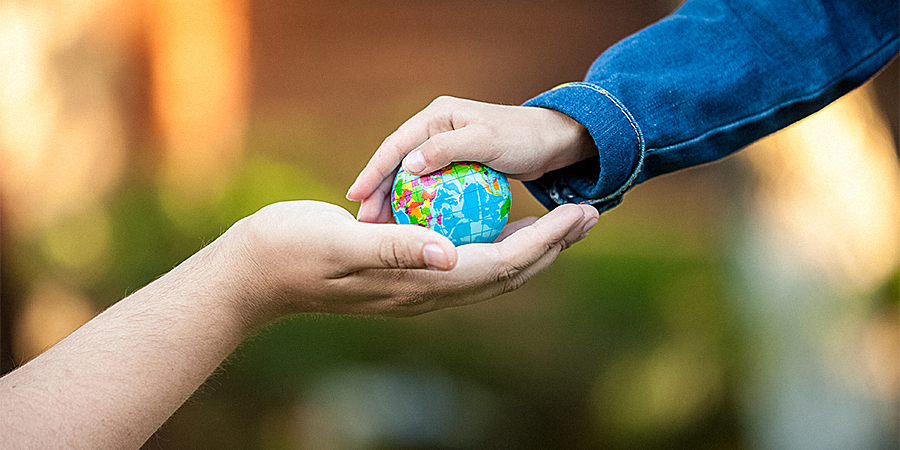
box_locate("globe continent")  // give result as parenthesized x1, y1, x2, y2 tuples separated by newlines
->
(392, 162, 511, 246)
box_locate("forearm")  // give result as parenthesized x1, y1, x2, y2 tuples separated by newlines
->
(0, 199, 599, 448)
(0, 236, 252, 449)
(523, 0, 899, 211)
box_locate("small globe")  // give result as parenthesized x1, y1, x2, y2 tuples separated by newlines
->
(392, 161, 511, 246)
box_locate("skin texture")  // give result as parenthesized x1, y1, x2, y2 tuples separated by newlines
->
(347, 96, 598, 223)
(0, 199, 598, 449)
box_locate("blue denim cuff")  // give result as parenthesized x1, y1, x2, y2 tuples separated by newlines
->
(521, 82, 645, 212)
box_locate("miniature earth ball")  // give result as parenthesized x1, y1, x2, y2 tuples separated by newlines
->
(392, 161, 511, 246)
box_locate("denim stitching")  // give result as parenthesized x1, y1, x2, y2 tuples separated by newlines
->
(555, 83, 646, 205)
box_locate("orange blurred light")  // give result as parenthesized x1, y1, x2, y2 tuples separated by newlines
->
(147, 0, 250, 206)
(0, 1, 128, 235)
(12, 281, 97, 365)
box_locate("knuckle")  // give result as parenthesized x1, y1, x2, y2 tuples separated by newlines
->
(378, 135, 407, 161)
(494, 261, 523, 294)
(430, 95, 457, 108)
(394, 290, 439, 316)
(377, 237, 420, 269)
(370, 278, 438, 317)
(503, 279, 526, 295)
(423, 135, 448, 161)
(501, 269, 527, 294)
(491, 245, 544, 294)
(391, 299, 434, 318)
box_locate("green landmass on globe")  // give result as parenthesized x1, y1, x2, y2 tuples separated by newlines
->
(392, 161, 511, 246)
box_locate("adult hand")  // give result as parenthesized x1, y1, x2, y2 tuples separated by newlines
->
(346, 96, 597, 223)
(0, 200, 596, 450)
(220, 200, 599, 325)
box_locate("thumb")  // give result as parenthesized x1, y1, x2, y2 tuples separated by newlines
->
(339, 222, 459, 273)
(401, 126, 496, 175)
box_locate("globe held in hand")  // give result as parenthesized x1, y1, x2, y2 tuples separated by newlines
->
(392, 162, 511, 246)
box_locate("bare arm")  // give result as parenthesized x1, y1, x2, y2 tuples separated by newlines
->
(0, 200, 597, 449)
(0, 241, 249, 449)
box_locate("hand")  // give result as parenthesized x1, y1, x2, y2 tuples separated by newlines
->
(346, 96, 597, 223)
(216, 200, 599, 324)
(0, 200, 596, 450)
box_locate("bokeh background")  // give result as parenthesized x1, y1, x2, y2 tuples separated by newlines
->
(1, 1, 898, 449)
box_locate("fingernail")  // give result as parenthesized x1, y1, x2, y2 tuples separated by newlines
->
(423, 243, 450, 270)
(346, 177, 359, 200)
(404, 151, 426, 174)
(582, 217, 598, 234)
(578, 218, 597, 240)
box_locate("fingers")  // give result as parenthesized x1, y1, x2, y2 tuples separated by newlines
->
(497, 204, 596, 267)
(354, 127, 494, 223)
(346, 102, 448, 203)
(401, 125, 498, 176)
(355, 173, 397, 223)
(330, 203, 599, 317)
(335, 222, 459, 274)
(422, 204, 598, 311)
(232, 199, 599, 321)
(496, 216, 540, 242)
(347, 96, 487, 203)
(432, 204, 595, 307)
(507, 204, 598, 281)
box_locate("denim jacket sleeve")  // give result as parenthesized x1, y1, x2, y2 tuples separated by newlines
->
(522, 0, 900, 212)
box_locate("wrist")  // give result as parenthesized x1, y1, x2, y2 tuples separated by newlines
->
(549, 109, 598, 167)
(523, 83, 644, 209)
(204, 219, 285, 332)
(506, 106, 598, 182)
(158, 219, 283, 337)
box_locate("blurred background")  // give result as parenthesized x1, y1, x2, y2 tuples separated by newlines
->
(1, 0, 897, 449)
